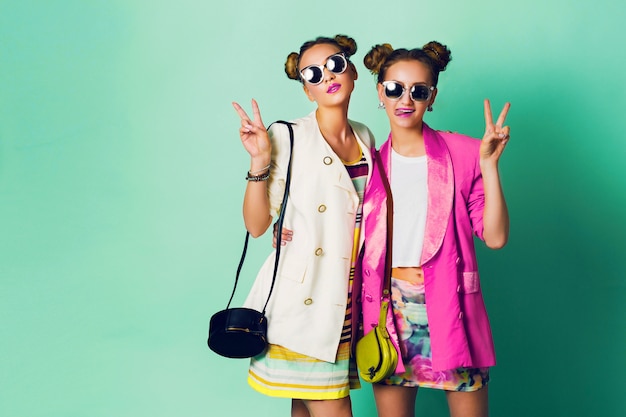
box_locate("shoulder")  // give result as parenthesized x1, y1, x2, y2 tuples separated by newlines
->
(349, 119, 376, 147)
(269, 112, 316, 139)
(425, 127, 481, 174)
(433, 129, 481, 164)
(436, 129, 480, 149)
(267, 113, 310, 143)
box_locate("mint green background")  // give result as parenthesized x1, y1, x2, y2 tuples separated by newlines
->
(1, 1, 624, 416)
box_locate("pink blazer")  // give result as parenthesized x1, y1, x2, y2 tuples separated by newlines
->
(359, 123, 496, 373)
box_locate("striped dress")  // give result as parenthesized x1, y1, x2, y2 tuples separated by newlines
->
(247, 151, 369, 400)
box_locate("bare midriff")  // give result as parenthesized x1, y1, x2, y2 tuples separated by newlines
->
(391, 266, 424, 285)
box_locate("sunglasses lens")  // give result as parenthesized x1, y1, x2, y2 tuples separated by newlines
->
(327, 54, 347, 74)
(410, 85, 432, 101)
(301, 66, 324, 84)
(384, 82, 404, 99)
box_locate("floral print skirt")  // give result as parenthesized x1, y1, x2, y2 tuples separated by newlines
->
(380, 278, 489, 392)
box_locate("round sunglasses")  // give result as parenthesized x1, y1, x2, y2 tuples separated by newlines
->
(300, 53, 348, 85)
(382, 81, 435, 102)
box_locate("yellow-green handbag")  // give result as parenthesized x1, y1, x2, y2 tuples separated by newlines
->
(356, 300, 398, 383)
(356, 149, 398, 383)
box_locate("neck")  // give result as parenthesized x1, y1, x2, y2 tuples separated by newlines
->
(390, 121, 426, 157)
(315, 106, 351, 143)
(315, 106, 361, 163)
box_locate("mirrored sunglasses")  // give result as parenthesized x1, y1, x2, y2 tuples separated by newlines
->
(300, 53, 348, 85)
(382, 81, 435, 102)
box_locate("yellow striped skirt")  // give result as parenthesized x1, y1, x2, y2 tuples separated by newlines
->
(248, 339, 360, 400)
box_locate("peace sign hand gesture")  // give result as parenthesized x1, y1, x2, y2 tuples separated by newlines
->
(232, 99, 271, 164)
(480, 99, 511, 164)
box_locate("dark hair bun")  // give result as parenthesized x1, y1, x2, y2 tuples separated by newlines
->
(284, 52, 300, 80)
(363, 43, 394, 75)
(422, 41, 452, 72)
(334, 34, 357, 57)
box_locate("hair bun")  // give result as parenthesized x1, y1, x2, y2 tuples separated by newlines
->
(363, 43, 394, 75)
(422, 41, 451, 72)
(284, 52, 300, 80)
(334, 34, 358, 57)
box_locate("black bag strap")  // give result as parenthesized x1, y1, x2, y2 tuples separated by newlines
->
(226, 120, 294, 315)
(374, 149, 393, 300)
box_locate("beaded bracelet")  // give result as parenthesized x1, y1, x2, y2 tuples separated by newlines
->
(245, 170, 270, 182)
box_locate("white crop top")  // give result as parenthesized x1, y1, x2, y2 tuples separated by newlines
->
(390, 148, 428, 267)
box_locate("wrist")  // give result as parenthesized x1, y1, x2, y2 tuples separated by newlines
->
(479, 159, 499, 172)
(250, 156, 271, 173)
(248, 163, 271, 176)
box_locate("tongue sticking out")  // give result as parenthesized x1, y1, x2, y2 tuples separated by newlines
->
(395, 109, 414, 116)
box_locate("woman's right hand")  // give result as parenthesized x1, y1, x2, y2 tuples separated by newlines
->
(232, 99, 271, 163)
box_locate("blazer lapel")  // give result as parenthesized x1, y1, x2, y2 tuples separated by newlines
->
(362, 137, 391, 278)
(420, 124, 454, 265)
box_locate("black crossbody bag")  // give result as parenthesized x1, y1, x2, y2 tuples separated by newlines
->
(207, 121, 294, 358)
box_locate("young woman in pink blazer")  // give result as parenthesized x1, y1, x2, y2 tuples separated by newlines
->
(359, 41, 511, 417)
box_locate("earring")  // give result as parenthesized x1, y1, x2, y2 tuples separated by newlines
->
(378, 101, 385, 109)
(427, 105, 433, 112)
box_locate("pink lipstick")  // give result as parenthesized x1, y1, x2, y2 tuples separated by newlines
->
(327, 83, 341, 94)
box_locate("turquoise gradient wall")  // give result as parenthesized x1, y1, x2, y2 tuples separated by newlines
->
(1, 1, 624, 416)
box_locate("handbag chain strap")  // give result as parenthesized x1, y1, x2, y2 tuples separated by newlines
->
(226, 121, 294, 314)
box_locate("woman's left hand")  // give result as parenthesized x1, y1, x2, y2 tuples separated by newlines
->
(272, 223, 293, 248)
(480, 99, 511, 163)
